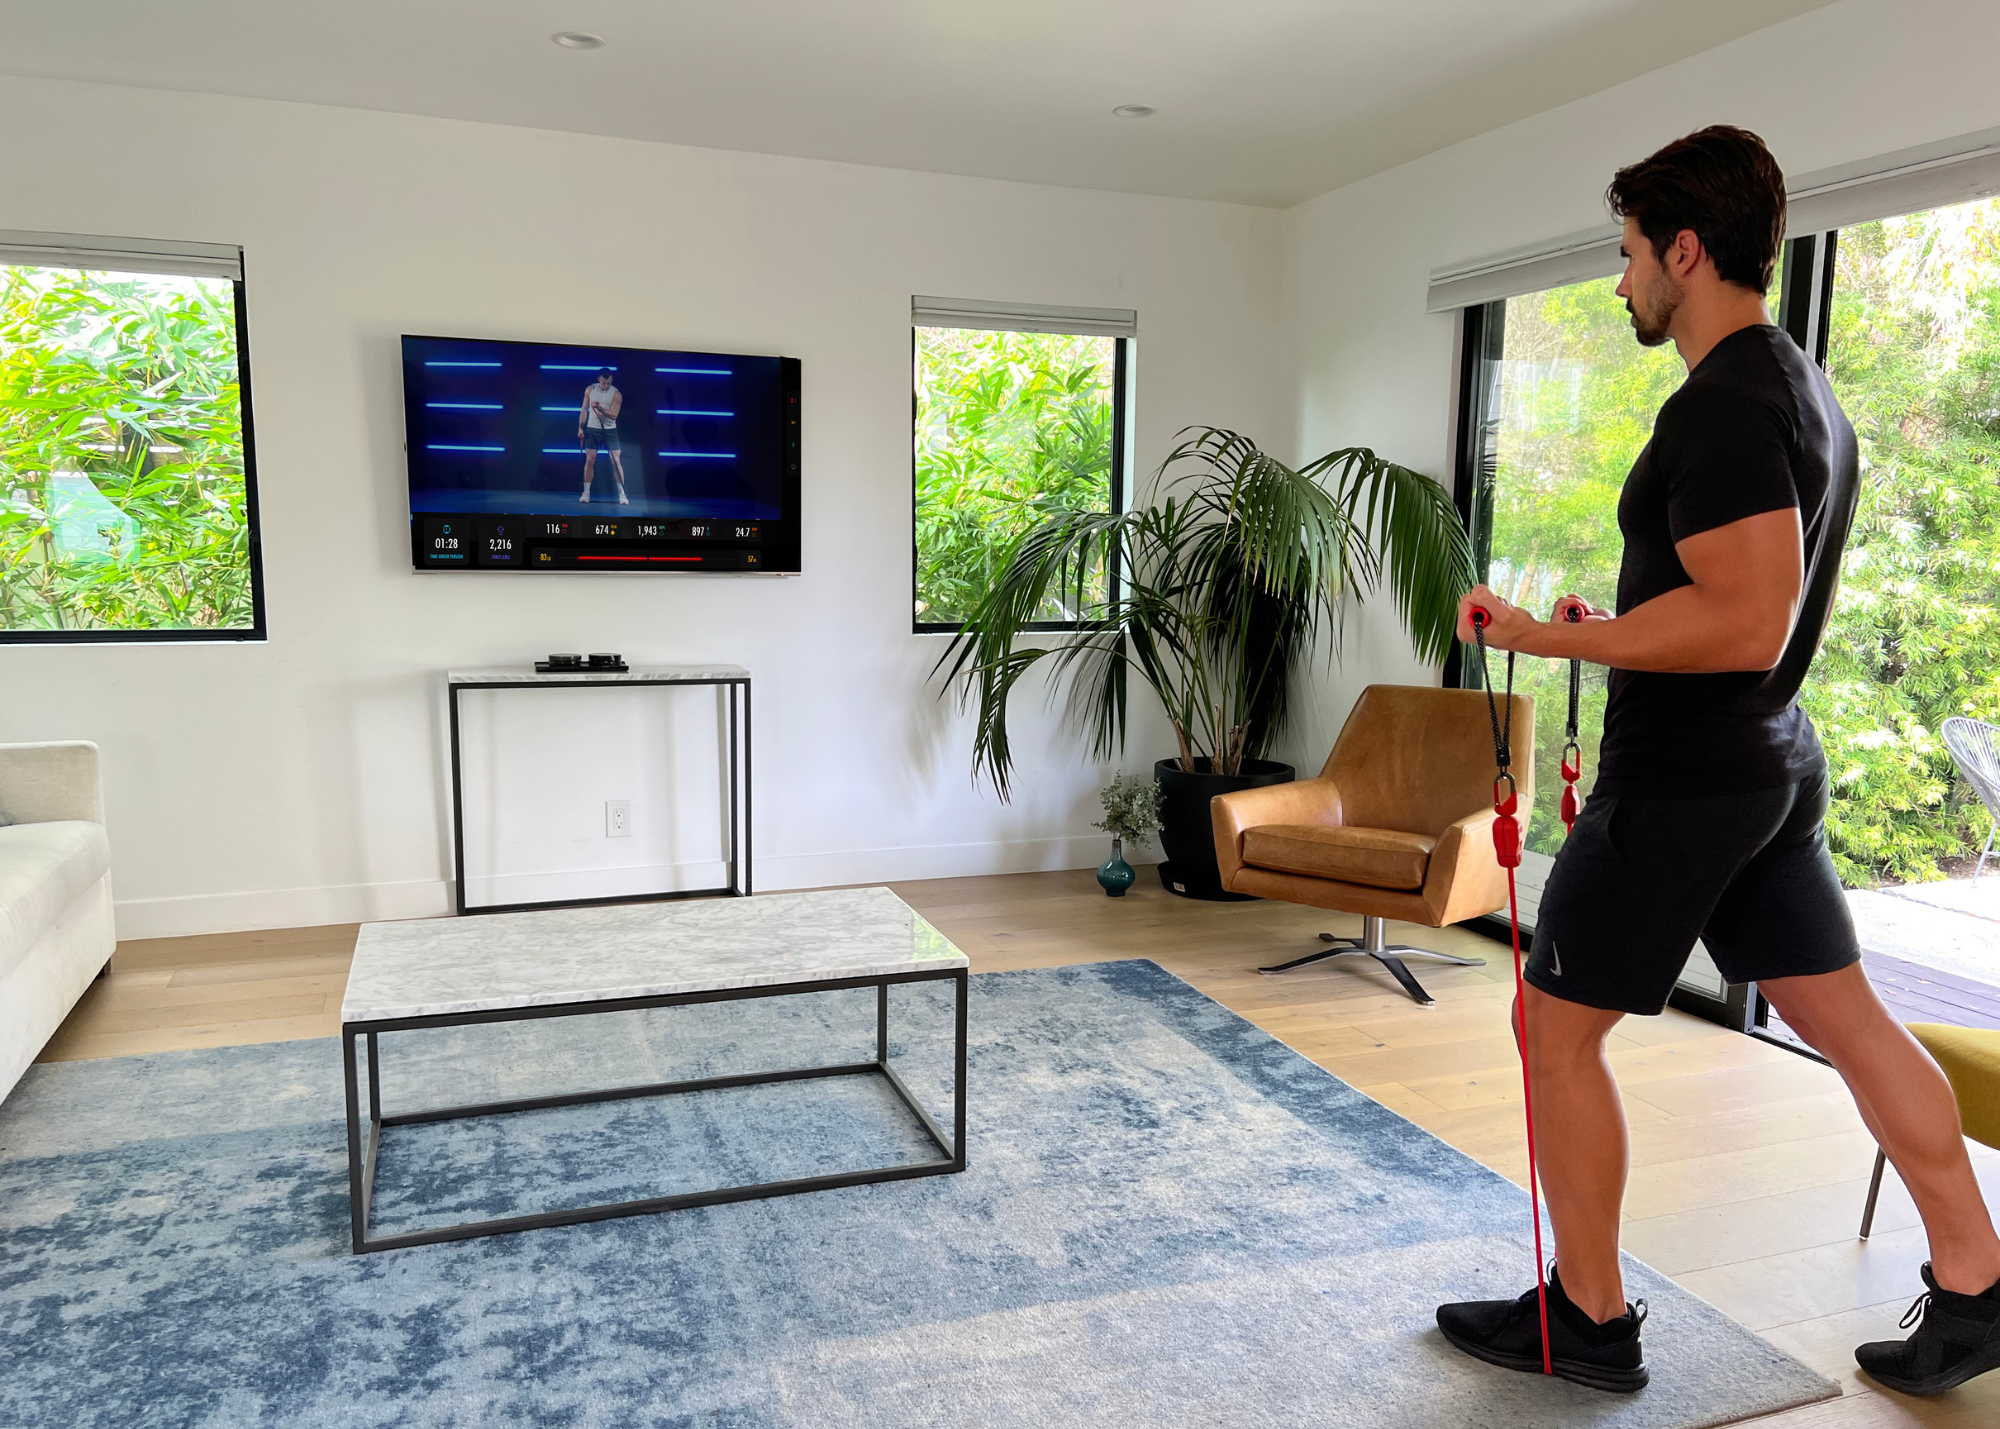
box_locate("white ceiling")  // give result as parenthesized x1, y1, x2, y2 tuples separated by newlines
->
(0, 0, 1833, 207)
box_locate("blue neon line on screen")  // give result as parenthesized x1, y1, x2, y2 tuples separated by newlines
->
(657, 409, 734, 416)
(427, 444, 506, 452)
(426, 402, 504, 410)
(542, 364, 617, 371)
(540, 405, 579, 411)
(424, 361, 501, 367)
(658, 451, 737, 459)
(657, 367, 730, 375)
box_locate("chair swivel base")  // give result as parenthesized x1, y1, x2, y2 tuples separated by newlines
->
(1256, 915, 1485, 1006)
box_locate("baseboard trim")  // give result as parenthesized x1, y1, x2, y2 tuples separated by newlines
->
(115, 880, 455, 940)
(113, 836, 1154, 940)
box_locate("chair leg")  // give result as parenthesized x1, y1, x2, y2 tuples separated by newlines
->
(1859, 1147, 1887, 1239)
(1976, 827, 1995, 882)
(1257, 918, 1483, 1005)
(1256, 942, 1359, 975)
(1385, 946, 1488, 968)
(1372, 953, 1437, 1006)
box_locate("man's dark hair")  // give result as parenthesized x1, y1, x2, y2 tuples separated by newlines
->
(598, 367, 613, 378)
(1606, 126, 1786, 293)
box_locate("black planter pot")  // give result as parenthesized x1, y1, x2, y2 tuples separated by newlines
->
(1154, 756, 1296, 901)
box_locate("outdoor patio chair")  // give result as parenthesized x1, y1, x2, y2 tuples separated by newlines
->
(1942, 716, 2000, 881)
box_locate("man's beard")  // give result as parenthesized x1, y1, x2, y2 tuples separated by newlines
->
(1627, 275, 1680, 348)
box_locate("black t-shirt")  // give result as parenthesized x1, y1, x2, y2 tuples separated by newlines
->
(1595, 325, 1859, 798)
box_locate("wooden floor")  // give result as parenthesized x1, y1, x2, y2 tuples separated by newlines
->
(36, 870, 2000, 1426)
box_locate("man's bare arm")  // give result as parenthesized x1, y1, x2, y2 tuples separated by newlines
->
(1455, 507, 1804, 673)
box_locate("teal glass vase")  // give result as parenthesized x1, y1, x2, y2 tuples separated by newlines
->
(1097, 838, 1136, 897)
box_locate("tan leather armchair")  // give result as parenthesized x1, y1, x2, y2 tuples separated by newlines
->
(1211, 683, 1535, 1005)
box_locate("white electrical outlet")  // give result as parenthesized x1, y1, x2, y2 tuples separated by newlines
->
(606, 799, 631, 837)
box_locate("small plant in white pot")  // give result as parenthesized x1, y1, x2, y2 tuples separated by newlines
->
(1093, 774, 1163, 897)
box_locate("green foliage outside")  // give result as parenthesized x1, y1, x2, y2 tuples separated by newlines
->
(0, 264, 253, 634)
(1486, 280, 1682, 853)
(914, 326, 1113, 625)
(1485, 198, 2000, 883)
(1813, 201, 2000, 882)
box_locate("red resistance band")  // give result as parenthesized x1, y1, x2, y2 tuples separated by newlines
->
(1469, 605, 1586, 1377)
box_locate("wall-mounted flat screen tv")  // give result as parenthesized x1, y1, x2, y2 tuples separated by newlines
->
(402, 334, 800, 573)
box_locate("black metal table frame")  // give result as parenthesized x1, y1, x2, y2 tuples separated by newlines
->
(343, 966, 968, 1254)
(447, 673, 751, 917)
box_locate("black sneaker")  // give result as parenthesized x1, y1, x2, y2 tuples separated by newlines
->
(1437, 1265, 1649, 1393)
(1855, 1263, 2000, 1396)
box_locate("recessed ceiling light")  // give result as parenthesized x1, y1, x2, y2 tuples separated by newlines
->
(1112, 104, 1157, 119)
(552, 31, 605, 50)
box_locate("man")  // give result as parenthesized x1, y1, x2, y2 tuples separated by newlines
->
(578, 367, 629, 504)
(1436, 126, 2000, 1397)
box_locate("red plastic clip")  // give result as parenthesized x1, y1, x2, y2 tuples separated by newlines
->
(1559, 740, 1583, 835)
(1491, 774, 1522, 869)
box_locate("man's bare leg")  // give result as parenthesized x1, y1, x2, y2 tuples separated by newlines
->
(1758, 964, 2000, 1294)
(609, 449, 629, 503)
(1520, 984, 1632, 1321)
(580, 449, 595, 502)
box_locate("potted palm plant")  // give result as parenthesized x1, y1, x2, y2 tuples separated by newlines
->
(935, 427, 1472, 899)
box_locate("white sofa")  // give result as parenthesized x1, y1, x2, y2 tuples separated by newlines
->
(0, 741, 115, 1104)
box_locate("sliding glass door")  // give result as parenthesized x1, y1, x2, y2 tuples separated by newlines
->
(1455, 279, 1740, 1015)
(1453, 194, 2000, 1037)
(1788, 196, 2000, 1035)
(1810, 196, 2000, 890)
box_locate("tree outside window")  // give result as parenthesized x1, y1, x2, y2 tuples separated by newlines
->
(1481, 279, 1681, 854)
(914, 326, 1120, 630)
(1814, 196, 2000, 882)
(0, 263, 260, 639)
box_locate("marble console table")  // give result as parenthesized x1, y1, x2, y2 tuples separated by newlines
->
(340, 886, 970, 1254)
(445, 664, 751, 916)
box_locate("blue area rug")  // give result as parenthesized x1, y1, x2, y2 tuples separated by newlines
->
(0, 960, 1835, 1427)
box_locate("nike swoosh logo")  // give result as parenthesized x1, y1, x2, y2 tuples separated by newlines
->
(1550, 941, 1562, 977)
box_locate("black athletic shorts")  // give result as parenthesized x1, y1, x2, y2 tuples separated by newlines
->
(583, 425, 620, 451)
(1526, 766, 1860, 1016)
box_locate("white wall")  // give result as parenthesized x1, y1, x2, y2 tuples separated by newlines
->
(1279, 0, 2000, 767)
(0, 76, 1290, 937)
(12, 0, 1986, 938)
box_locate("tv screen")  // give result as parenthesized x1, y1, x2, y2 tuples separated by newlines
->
(402, 334, 800, 573)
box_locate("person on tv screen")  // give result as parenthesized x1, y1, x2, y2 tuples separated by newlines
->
(578, 368, 629, 504)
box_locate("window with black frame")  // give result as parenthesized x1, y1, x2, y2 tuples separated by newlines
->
(911, 297, 1130, 633)
(1447, 135, 2000, 1043)
(0, 232, 264, 643)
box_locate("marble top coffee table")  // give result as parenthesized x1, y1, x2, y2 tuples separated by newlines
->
(340, 886, 969, 1253)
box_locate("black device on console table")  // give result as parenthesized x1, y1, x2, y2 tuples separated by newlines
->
(402, 334, 801, 574)
(534, 653, 629, 673)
